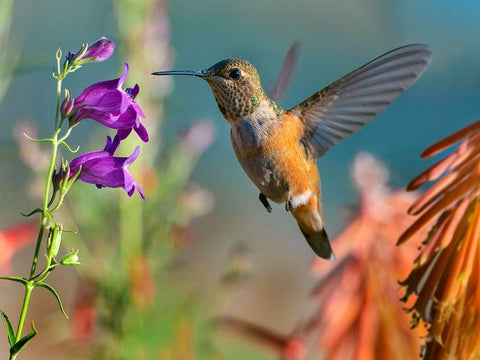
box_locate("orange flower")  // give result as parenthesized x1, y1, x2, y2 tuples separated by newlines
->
(128, 254, 156, 308)
(0, 222, 37, 273)
(71, 290, 97, 344)
(310, 153, 426, 360)
(216, 154, 426, 359)
(398, 120, 480, 359)
(215, 316, 307, 360)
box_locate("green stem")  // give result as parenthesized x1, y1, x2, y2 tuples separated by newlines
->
(28, 219, 47, 279)
(58, 125, 73, 142)
(20, 75, 63, 346)
(29, 129, 60, 278)
(29, 74, 63, 280)
(54, 57, 63, 129)
(48, 193, 65, 215)
(10, 55, 70, 360)
(14, 282, 33, 343)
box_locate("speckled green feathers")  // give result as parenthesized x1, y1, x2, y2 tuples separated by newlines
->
(205, 58, 261, 81)
(203, 58, 271, 122)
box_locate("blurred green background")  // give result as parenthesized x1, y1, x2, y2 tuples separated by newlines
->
(1, 0, 479, 359)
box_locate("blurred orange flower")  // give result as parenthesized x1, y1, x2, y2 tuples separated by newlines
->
(216, 154, 427, 359)
(128, 254, 156, 308)
(215, 316, 307, 360)
(0, 222, 36, 273)
(310, 153, 427, 360)
(71, 289, 97, 344)
(398, 120, 480, 359)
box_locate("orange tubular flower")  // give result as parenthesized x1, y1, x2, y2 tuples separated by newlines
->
(398, 120, 480, 359)
(0, 223, 37, 273)
(310, 153, 426, 360)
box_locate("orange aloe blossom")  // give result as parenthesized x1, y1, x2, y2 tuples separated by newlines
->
(310, 153, 427, 360)
(216, 153, 427, 359)
(398, 120, 480, 359)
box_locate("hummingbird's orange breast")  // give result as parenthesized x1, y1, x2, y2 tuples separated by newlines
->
(231, 112, 320, 203)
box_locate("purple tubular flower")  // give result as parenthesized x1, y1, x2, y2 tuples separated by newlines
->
(77, 37, 115, 63)
(69, 63, 148, 142)
(69, 136, 145, 199)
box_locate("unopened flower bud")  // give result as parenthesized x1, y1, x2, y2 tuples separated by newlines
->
(74, 38, 115, 64)
(70, 44, 87, 64)
(47, 223, 63, 258)
(60, 90, 75, 118)
(60, 249, 81, 266)
(52, 159, 70, 193)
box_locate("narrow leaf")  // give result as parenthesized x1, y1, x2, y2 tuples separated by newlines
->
(37, 282, 69, 319)
(67, 165, 82, 188)
(22, 133, 52, 143)
(20, 208, 43, 217)
(59, 140, 79, 153)
(0, 309, 15, 347)
(10, 321, 37, 356)
(0, 276, 28, 285)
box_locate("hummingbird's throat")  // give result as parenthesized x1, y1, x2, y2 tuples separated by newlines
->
(208, 82, 278, 122)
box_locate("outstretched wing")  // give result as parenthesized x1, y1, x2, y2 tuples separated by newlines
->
(288, 44, 432, 159)
(269, 41, 300, 102)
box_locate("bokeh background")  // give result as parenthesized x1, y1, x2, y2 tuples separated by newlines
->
(1, 0, 479, 359)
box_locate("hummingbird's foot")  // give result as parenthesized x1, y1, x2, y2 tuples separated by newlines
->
(259, 193, 272, 213)
(285, 199, 294, 212)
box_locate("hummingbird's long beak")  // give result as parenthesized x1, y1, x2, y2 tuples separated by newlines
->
(151, 70, 207, 78)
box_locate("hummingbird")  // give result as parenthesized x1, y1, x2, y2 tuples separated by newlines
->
(153, 44, 432, 260)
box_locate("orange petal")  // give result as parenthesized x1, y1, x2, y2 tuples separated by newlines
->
(421, 120, 480, 158)
(398, 177, 478, 245)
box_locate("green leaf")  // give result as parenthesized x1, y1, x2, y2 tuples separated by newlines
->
(0, 309, 15, 347)
(67, 165, 82, 189)
(59, 140, 79, 153)
(10, 321, 37, 356)
(22, 133, 52, 143)
(20, 208, 43, 217)
(36, 282, 69, 319)
(0, 276, 28, 285)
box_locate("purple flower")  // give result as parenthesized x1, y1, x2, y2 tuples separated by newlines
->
(69, 136, 145, 199)
(69, 63, 148, 142)
(75, 37, 115, 64)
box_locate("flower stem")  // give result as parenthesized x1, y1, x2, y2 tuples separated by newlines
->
(29, 75, 63, 279)
(29, 129, 59, 278)
(18, 76, 63, 348)
(14, 282, 33, 344)
(54, 57, 63, 129)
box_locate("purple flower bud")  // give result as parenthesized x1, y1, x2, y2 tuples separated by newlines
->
(69, 136, 145, 199)
(76, 37, 115, 64)
(69, 63, 148, 142)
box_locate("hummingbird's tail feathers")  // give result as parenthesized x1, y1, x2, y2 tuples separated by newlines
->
(292, 203, 336, 260)
(289, 44, 432, 159)
(299, 226, 335, 261)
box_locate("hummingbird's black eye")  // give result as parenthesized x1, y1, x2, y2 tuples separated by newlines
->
(228, 68, 242, 80)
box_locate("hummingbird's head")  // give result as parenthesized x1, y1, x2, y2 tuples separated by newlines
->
(153, 59, 269, 122)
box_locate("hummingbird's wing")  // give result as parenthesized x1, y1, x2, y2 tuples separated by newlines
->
(287, 44, 432, 159)
(269, 41, 300, 102)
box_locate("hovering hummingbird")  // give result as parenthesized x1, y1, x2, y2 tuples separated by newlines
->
(153, 44, 432, 260)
